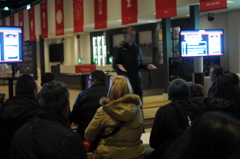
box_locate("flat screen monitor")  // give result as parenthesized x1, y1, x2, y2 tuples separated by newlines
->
(180, 29, 224, 57)
(49, 43, 64, 62)
(0, 26, 23, 63)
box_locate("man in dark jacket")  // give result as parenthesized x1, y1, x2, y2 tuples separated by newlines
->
(112, 26, 156, 101)
(149, 78, 202, 159)
(0, 74, 40, 159)
(69, 70, 108, 140)
(10, 80, 87, 159)
(207, 64, 223, 97)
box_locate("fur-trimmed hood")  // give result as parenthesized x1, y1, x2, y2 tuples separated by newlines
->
(99, 94, 142, 122)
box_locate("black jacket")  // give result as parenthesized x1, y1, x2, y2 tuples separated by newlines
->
(69, 83, 108, 140)
(0, 96, 40, 159)
(10, 107, 87, 159)
(149, 99, 202, 159)
(113, 41, 147, 84)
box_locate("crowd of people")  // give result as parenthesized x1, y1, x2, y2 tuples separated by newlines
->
(1, 26, 240, 159)
(1, 65, 240, 159)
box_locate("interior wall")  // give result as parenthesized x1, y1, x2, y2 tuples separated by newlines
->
(227, 11, 240, 73)
(80, 33, 91, 64)
(200, 12, 229, 72)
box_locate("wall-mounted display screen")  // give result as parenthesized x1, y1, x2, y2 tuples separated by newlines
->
(49, 43, 64, 62)
(180, 29, 224, 57)
(0, 26, 23, 63)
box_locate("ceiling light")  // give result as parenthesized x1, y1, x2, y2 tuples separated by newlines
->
(148, 20, 157, 23)
(26, 4, 31, 10)
(3, 7, 9, 11)
(227, 1, 234, 3)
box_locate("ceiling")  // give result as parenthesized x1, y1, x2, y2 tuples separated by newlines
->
(0, 0, 240, 24)
(0, 0, 43, 19)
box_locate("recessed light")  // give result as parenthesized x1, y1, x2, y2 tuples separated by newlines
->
(3, 6, 9, 11)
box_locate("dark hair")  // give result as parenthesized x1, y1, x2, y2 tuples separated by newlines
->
(168, 78, 189, 101)
(41, 72, 55, 86)
(211, 64, 223, 77)
(189, 83, 204, 98)
(122, 26, 134, 34)
(39, 80, 69, 113)
(224, 72, 239, 87)
(15, 74, 37, 96)
(167, 111, 240, 159)
(90, 70, 106, 83)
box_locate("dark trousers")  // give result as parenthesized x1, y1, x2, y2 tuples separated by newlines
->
(131, 82, 145, 132)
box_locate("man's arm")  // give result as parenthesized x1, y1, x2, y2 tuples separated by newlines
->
(113, 47, 127, 72)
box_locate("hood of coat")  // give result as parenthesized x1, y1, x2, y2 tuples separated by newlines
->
(100, 94, 142, 122)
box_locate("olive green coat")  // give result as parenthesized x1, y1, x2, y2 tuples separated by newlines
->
(85, 94, 145, 159)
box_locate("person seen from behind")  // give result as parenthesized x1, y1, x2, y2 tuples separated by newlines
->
(85, 75, 145, 159)
(9, 80, 87, 159)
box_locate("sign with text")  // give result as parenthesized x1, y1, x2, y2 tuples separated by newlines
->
(75, 65, 96, 73)
(18, 12, 24, 28)
(10, 15, 14, 26)
(55, 0, 64, 36)
(40, 2, 48, 39)
(2, 19, 6, 26)
(155, 0, 176, 19)
(73, 0, 84, 33)
(121, 0, 138, 25)
(94, 0, 107, 29)
(28, 7, 36, 41)
(200, 0, 227, 12)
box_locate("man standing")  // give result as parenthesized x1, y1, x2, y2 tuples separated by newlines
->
(0, 74, 40, 159)
(70, 70, 108, 140)
(112, 26, 156, 101)
(10, 81, 87, 159)
(208, 64, 223, 97)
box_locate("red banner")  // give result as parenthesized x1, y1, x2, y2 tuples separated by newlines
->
(121, 0, 138, 25)
(55, 0, 64, 36)
(2, 19, 6, 26)
(18, 12, 24, 27)
(40, 2, 48, 38)
(94, 0, 107, 29)
(73, 0, 84, 33)
(200, 0, 227, 12)
(28, 7, 36, 41)
(10, 15, 14, 26)
(155, 0, 176, 19)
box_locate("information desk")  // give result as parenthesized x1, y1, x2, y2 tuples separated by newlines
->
(51, 66, 116, 90)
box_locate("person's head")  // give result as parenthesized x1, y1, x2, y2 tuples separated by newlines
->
(189, 83, 204, 98)
(168, 78, 189, 101)
(122, 26, 135, 43)
(88, 70, 106, 88)
(15, 74, 37, 99)
(209, 64, 223, 82)
(40, 72, 55, 87)
(168, 111, 240, 159)
(107, 75, 133, 101)
(39, 80, 69, 117)
(224, 72, 239, 87)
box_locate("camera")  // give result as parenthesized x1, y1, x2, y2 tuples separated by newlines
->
(208, 13, 214, 22)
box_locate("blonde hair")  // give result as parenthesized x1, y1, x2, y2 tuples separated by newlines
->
(107, 75, 133, 100)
